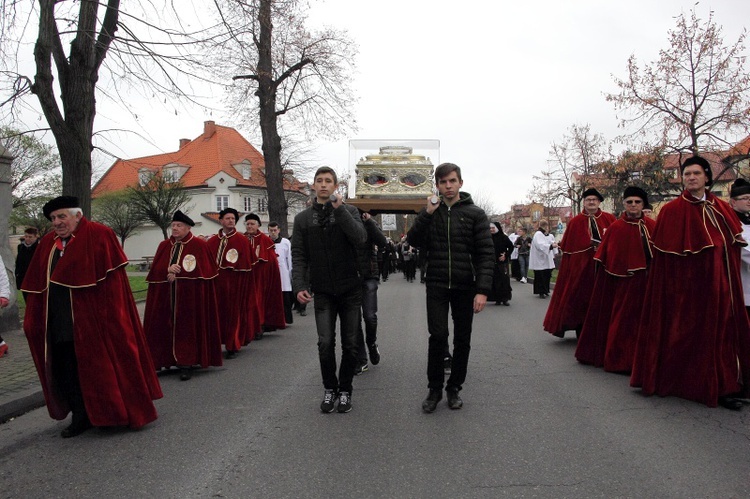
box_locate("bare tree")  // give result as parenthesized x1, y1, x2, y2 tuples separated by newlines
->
(0, 2, 217, 218)
(529, 124, 611, 213)
(606, 9, 750, 158)
(471, 189, 497, 217)
(128, 171, 192, 240)
(211, 0, 358, 234)
(1, 126, 60, 209)
(92, 190, 146, 247)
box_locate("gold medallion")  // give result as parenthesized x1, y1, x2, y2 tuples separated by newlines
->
(182, 254, 197, 272)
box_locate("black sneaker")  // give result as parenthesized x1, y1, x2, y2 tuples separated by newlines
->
(422, 389, 442, 413)
(337, 391, 352, 413)
(443, 356, 452, 375)
(355, 362, 369, 375)
(320, 389, 337, 413)
(368, 343, 381, 365)
(446, 389, 463, 410)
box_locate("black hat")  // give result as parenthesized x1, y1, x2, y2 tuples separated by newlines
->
(582, 188, 604, 202)
(219, 208, 240, 221)
(731, 178, 750, 198)
(245, 213, 261, 224)
(43, 196, 80, 220)
(623, 186, 648, 205)
(680, 155, 713, 186)
(172, 210, 195, 227)
(644, 202, 653, 211)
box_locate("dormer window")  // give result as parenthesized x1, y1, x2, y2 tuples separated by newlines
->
(162, 163, 186, 183)
(233, 159, 252, 180)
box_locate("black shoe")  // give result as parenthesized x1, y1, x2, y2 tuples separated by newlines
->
(225, 350, 237, 359)
(368, 343, 381, 365)
(446, 389, 463, 410)
(179, 368, 192, 381)
(337, 391, 352, 413)
(502, 301, 510, 306)
(320, 389, 338, 413)
(355, 362, 369, 376)
(443, 356, 452, 375)
(422, 389, 442, 413)
(61, 416, 93, 438)
(299, 310, 307, 317)
(719, 396, 744, 411)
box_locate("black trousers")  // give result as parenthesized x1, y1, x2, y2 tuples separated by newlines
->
(51, 341, 88, 423)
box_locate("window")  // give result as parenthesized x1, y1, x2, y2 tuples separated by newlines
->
(243, 196, 253, 212)
(216, 195, 229, 211)
(163, 169, 178, 183)
(257, 197, 268, 213)
(242, 165, 251, 180)
(138, 168, 152, 186)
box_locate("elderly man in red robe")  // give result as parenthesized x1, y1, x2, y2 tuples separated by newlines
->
(244, 213, 285, 339)
(206, 208, 255, 358)
(144, 210, 223, 380)
(631, 156, 750, 410)
(543, 188, 616, 338)
(575, 186, 656, 373)
(22, 196, 162, 438)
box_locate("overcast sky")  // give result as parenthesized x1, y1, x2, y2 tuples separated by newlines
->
(90, 0, 750, 213)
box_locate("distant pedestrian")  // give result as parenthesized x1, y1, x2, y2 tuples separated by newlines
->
(0, 254, 10, 358)
(268, 221, 294, 325)
(488, 222, 514, 305)
(529, 220, 558, 298)
(514, 227, 531, 283)
(15, 227, 39, 290)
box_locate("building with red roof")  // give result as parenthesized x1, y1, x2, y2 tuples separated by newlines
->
(93, 121, 309, 260)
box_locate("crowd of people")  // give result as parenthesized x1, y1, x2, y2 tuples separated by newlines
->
(546, 156, 750, 411)
(6, 154, 749, 440)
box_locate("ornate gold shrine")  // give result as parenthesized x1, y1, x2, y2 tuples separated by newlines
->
(354, 146, 434, 198)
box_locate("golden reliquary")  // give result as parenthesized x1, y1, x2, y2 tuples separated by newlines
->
(355, 146, 434, 198)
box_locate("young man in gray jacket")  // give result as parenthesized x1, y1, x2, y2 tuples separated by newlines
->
(407, 162, 494, 413)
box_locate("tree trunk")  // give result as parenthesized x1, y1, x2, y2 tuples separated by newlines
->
(256, 0, 289, 234)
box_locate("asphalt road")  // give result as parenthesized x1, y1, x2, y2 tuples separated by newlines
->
(1, 277, 749, 498)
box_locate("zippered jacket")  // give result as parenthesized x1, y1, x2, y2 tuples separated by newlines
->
(406, 192, 494, 294)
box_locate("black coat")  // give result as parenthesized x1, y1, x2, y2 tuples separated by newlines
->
(406, 192, 494, 294)
(15, 240, 39, 287)
(291, 202, 367, 296)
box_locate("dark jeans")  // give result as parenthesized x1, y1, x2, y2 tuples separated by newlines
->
(426, 286, 475, 392)
(282, 291, 294, 324)
(314, 287, 362, 394)
(356, 278, 379, 363)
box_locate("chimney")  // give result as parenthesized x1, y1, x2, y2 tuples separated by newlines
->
(179, 138, 190, 149)
(204, 120, 216, 138)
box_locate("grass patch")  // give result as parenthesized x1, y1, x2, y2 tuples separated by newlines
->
(129, 275, 148, 301)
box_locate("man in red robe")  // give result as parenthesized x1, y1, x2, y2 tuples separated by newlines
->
(22, 196, 162, 438)
(244, 213, 285, 338)
(576, 186, 656, 373)
(206, 208, 256, 358)
(543, 188, 616, 338)
(143, 210, 223, 380)
(631, 156, 750, 410)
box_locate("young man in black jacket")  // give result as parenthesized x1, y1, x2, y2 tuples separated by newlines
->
(292, 167, 367, 413)
(407, 163, 494, 413)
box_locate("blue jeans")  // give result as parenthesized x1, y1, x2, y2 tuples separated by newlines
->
(426, 286, 475, 392)
(314, 287, 362, 394)
(517, 254, 529, 279)
(356, 278, 379, 363)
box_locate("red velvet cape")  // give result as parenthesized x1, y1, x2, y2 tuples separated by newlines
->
(576, 214, 656, 372)
(144, 232, 223, 369)
(206, 230, 256, 350)
(630, 190, 750, 406)
(22, 217, 162, 428)
(543, 209, 616, 337)
(248, 232, 286, 333)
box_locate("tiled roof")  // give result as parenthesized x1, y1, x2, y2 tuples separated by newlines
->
(663, 151, 737, 183)
(92, 121, 308, 196)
